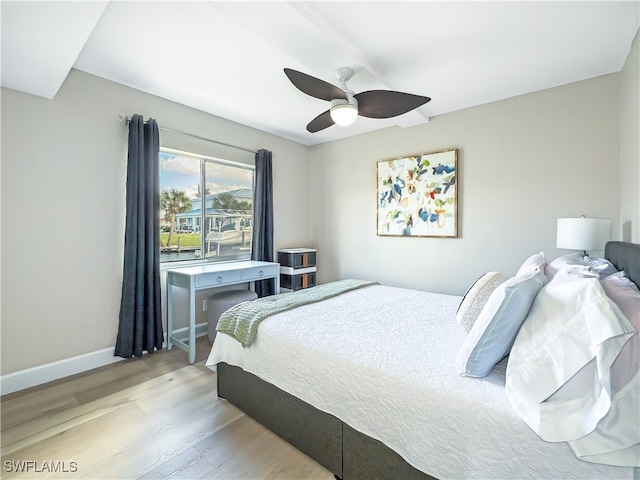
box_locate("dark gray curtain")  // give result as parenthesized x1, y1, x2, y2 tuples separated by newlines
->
(115, 114, 163, 358)
(251, 149, 275, 297)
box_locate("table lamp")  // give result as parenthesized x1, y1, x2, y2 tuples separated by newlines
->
(556, 216, 611, 259)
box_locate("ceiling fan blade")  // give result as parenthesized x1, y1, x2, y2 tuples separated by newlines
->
(355, 91, 431, 119)
(284, 68, 347, 102)
(307, 110, 334, 133)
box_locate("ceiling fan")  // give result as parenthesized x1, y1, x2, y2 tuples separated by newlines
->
(284, 67, 431, 133)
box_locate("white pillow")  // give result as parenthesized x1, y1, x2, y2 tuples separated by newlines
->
(505, 275, 636, 443)
(545, 253, 618, 280)
(456, 272, 509, 333)
(568, 272, 640, 467)
(516, 252, 546, 277)
(456, 270, 547, 377)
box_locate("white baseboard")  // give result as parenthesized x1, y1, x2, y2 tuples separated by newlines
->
(0, 347, 125, 396)
(0, 323, 208, 396)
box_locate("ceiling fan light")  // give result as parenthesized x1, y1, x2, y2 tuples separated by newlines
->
(330, 103, 358, 126)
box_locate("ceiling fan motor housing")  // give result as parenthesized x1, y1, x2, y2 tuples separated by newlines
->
(330, 93, 357, 109)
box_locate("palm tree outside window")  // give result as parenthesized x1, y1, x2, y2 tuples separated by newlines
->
(160, 188, 192, 247)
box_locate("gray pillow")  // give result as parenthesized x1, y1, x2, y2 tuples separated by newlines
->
(456, 272, 509, 332)
(456, 269, 548, 377)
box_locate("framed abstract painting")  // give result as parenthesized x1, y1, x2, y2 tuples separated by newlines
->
(377, 148, 458, 238)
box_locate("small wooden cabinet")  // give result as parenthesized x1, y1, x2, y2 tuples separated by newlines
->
(278, 248, 317, 291)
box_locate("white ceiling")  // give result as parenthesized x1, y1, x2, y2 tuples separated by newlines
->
(2, 1, 638, 146)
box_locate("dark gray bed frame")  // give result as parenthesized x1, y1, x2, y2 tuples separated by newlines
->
(217, 241, 640, 480)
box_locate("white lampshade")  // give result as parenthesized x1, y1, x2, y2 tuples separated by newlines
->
(556, 217, 611, 256)
(330, 103, 358, 126)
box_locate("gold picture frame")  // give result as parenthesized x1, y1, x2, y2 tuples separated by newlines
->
(376, 148, 458, 238)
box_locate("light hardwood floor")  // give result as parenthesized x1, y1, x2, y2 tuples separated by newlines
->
(1, 337, 333, 480)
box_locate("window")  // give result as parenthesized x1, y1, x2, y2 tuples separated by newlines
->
(159, 148, 254, 264)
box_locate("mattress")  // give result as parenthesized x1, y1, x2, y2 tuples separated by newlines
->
(206, 284, 635, 479)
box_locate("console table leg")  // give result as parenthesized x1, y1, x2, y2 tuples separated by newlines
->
(188, 281, 196, 364)
(167, 277, 173, 351)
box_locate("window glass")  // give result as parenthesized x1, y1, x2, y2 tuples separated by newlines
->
(159, 148, 254, 264)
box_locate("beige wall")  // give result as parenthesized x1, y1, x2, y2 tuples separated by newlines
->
(1, 70, 311, 374)
(620, 30, 640, 242)
(310, 73, 623, 295)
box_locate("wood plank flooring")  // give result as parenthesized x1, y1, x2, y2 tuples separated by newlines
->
(1, 337, 333, 480)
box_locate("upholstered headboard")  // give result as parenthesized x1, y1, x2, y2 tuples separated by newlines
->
(605, 241, 640, 287)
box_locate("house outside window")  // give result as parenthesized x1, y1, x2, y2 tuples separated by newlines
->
(159, 148, 254, 264)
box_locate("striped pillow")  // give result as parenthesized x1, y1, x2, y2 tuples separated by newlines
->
(456, 272, 509, 333)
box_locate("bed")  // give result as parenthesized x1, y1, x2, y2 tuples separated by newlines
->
(206, 241, 640, 479)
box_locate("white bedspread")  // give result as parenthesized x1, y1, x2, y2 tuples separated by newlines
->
(206, 285, 635, 479)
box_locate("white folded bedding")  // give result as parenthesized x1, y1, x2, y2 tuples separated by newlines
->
(206, 284, 636, 479)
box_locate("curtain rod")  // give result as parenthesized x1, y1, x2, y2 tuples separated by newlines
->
(117, 114, 257, 154)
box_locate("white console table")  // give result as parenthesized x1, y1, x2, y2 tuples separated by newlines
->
(166, 260, 280, 363)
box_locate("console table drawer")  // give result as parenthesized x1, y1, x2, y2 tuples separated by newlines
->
(196, 270, 243, 287)
(243, 265, 279, 281)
